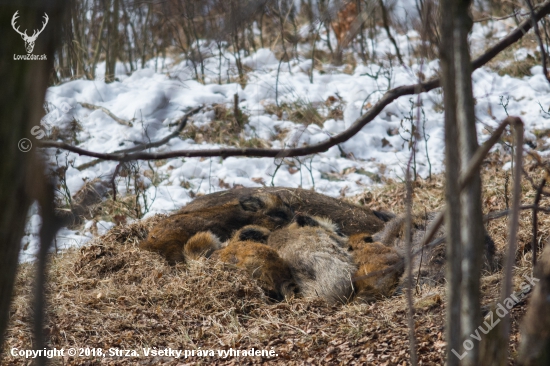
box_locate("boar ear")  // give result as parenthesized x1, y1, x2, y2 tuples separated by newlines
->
(266, 207, 291, 221)
(295, 214, 320, 228)
(238, 226, 270, 243)
(239, 196, 265, 212)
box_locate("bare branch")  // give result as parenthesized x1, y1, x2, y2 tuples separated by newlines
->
(417, 117, 518, 258)
(404, 100, 418, 366)
(105, 106, 207, 201)
(484, 204, 550, 221)
(78, 102, 134, 127)
(38, 1, 550, 162)
(117, 106, 203, 153)
(75, 106, 202, 170)
(474, 4, 543, 23)
(377, 0, 405, 66)
(499, 117, 524, 358)
(532, 175, 547, 268)
(472, 0, 550, 70)
(110, 162, 123, 201)
(404, 174, 418, 366)
(354, 202, 547, 283)
(525, 0, 550, 83)
(354, 117, 525, 284)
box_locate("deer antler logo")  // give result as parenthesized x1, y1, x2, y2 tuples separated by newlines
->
(11, 11, 49, 54)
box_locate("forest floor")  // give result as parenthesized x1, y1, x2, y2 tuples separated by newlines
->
(3, 150, 547, 365)
(6, 8, 550, 364)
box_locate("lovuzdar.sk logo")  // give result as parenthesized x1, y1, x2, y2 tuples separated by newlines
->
(12, 11, 49, 60)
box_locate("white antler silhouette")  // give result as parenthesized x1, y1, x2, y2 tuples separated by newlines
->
(11, 11, 49, 54)
(11, 11, 26, 37)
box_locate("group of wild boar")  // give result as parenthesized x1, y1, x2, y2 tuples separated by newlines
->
(139, 187, 495, 304)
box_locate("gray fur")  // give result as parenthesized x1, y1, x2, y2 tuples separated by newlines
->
(268, 217, 357, 304)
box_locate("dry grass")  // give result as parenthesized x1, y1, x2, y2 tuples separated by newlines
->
(263, 96, 344, 129)
(3, 152, 548, 365)
(184, 104, 271, 149)
(363, 151, 550, 297)
(364, 152, 550, 255)
(483, 31, 540, 78)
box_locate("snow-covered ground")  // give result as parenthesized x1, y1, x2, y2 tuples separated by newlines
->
(19, 17, 550, 262)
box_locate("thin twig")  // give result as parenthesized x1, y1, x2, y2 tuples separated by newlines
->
(474, 4, 542, 23)
(525, 0, 550, 83)
(404, 142, 418, 366)
(484, 204, 550, 220)
(79, 102, 134, 127)
(522, 168, 550, 196)
(353, 202, 548, 283)
(500, 117, 523, 356)
(414, 209, 428, 293)
(75, 106, 202, 170)
(38, 2, 550, 162)
(354, 117, 526, 283)
(377, 0, 404, 66)
(417, 117, 515, 255)
(532, 175, 547, 268)
(111, 163, 124, 201)
(119, 106, 203, 153)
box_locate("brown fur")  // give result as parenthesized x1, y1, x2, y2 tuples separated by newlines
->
(182, 187, 386, 236)
(140, 192, 293, 264)
(349, 234, 403, 302)
(184, 231, 222, 260)
(231, 225, 271, 244)
(268, 215, 356, 304)
(348, 233, 375, 251)
(211, 229, 297, 301)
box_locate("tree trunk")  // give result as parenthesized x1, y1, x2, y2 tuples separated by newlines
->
(454, 1, 486, 365)
(518, 244, 550, 365)
(106, 0, 119, 83)
(0, 1, 65, 361)
(439, 1, 463, 365)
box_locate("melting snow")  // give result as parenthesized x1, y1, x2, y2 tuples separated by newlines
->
(19, 19, 550, 261)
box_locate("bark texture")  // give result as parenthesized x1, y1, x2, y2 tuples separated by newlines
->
(439, 1, 463, 365)
(519, 244, 550, 365)
(0, 1, 65, 361)
(454, 1, 486, 365)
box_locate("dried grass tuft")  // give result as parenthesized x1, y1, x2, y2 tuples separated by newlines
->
(4, 151, 545, 364)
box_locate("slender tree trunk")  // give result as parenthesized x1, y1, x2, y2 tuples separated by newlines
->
(439, 0, 463, 365)
(378, 0, 404, 65)
(0, 1, 65, 361)
(454, 1, 486, 365)
(106, 0, 119, 83)
(518, 243, 550, 365)
(493, 119, 523, 366)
